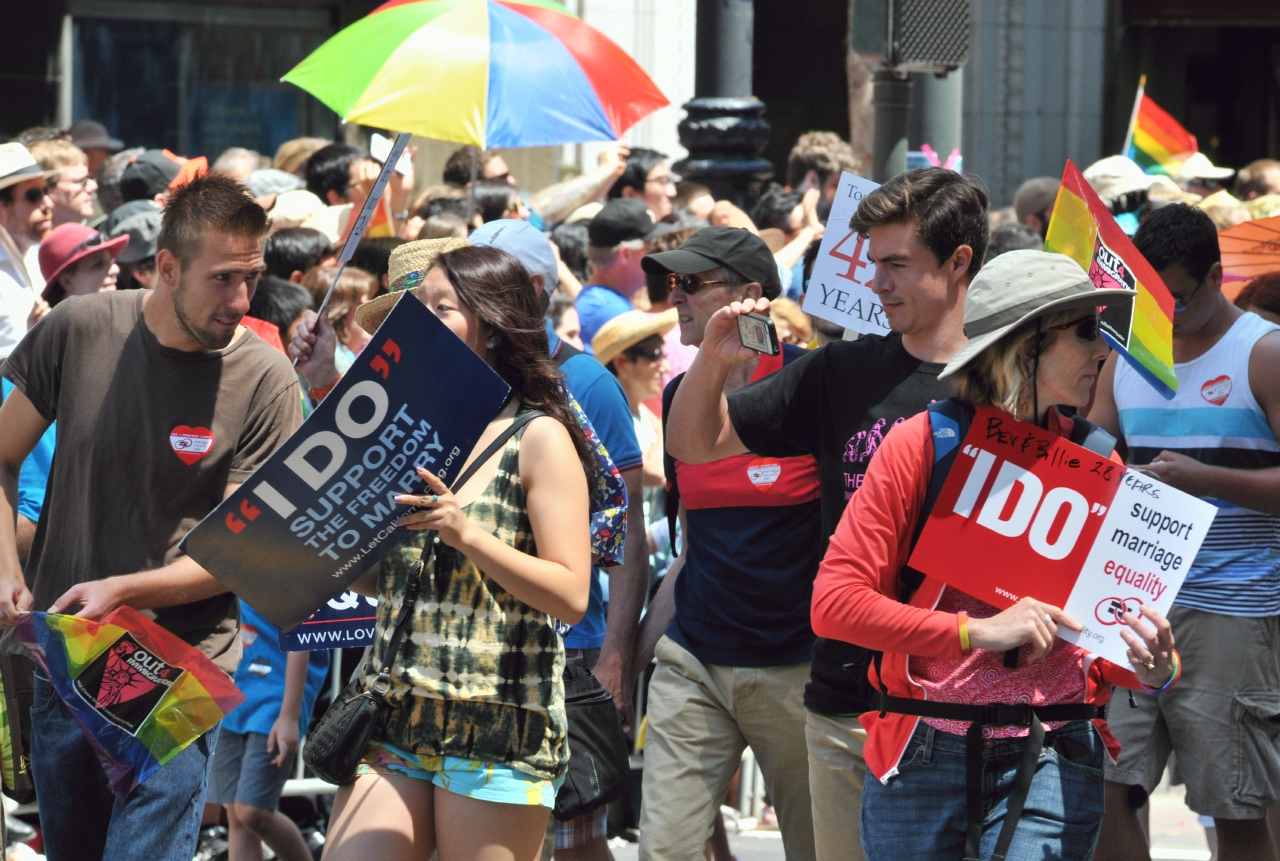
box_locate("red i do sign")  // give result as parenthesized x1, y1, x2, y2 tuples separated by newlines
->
(907, 407, 1216, 665)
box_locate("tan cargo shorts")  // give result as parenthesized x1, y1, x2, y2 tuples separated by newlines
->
(1104, 606, 1280, 819)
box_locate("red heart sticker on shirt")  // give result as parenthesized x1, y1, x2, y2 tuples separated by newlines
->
(747, 459, 782, 492)
(1201, 375, 1232, 406)
(170, 426, 214, 465)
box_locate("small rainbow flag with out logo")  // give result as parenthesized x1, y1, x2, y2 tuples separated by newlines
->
(18, 607, 243, 798)
(1125, 78, 1198, 175)
(1044, 160, 1178, 398)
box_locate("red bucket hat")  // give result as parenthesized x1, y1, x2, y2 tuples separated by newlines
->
(39, 223, 130, 296)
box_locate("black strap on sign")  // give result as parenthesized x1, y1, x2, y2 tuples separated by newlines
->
(871, 399, 1117, 861)
(371, 408, 545, 695)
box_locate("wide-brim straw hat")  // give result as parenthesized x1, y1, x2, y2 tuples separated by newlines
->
(592, 308, 678, 367)
(938, 249, 1137, 380)
(355, 236, 470, 335)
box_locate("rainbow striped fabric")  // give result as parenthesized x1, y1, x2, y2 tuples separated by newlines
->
(1045, 160, 1178, 398)
(18, 608, 243, 798)
(1127, 91, 1198, 176)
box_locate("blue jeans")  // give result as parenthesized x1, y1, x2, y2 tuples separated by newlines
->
(30, 674, 219, 861)
(861, 721, 1104, 861)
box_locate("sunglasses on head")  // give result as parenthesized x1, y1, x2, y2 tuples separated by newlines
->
(625, 345, 664, 363)
(1043, 313, 1101, 342)
(666, 272, 738, 294)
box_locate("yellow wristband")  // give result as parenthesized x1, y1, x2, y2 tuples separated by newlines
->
(958, 611, 971, 651)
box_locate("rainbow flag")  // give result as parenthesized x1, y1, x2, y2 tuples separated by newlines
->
(1045, 160, 1177, 398)
(1125, 84, 1197, 175)
(18, 607, 243, 798)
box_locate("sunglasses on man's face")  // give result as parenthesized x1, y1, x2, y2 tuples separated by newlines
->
(22, 188, 46, 205)
(666, 273, 736, 295)
(1043, 314, 1101, 342)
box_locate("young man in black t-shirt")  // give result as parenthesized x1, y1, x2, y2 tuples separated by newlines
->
(666, 167, 988, 861)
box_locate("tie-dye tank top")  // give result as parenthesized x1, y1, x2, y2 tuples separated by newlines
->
(367, 420, 568, 780)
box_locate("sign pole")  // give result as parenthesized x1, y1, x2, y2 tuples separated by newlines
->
(296, 130, 412, 368)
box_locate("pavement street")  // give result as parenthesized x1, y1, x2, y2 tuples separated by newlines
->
(609, 784, 1215, 861)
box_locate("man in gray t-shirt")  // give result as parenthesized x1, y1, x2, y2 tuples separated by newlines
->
(0, 173, 299, 861)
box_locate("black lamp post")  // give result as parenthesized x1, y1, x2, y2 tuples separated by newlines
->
(673, 0, 773, 209)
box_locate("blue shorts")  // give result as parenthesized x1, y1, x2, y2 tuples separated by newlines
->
(357, 740, 563, 808)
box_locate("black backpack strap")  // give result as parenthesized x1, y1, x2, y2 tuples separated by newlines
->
(661, 374, 683, 556)
(553, 339, 583, 366)
(1070, 414, 1117, 458)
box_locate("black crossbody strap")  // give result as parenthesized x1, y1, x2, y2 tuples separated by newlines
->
(451, 409, 546, 491)
(369, 408, 547, 698)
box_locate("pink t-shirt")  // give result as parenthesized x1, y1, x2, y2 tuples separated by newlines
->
(908, 587, 1087, 738)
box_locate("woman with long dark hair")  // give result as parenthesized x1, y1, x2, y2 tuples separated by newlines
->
(322, 241, 592, 861)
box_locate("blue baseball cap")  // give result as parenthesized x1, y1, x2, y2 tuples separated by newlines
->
(469, 219, 559, 294)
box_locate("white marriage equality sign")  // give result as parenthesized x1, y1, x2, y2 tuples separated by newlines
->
(804, 171, 888, 337)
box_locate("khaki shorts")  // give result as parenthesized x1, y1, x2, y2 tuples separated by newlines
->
(1105, 606, 1280, 819)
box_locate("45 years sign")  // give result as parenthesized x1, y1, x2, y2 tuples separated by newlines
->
(908, 407, 1217, 665)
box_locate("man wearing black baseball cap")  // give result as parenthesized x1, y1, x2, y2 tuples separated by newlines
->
(634, 226, 823, 861)
(575, 198, 663, 353)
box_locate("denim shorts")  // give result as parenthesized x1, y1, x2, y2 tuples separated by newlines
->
(861, 720, 1104, 861)
(357, 740, 563, 808)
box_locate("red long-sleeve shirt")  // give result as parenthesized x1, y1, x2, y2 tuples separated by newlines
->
(811, 412, 1136, 781)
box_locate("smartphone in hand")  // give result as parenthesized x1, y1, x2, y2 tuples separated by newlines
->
(737, 312, 780, 356)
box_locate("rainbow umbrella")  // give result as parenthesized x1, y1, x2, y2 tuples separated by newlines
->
(283, 0, 669, 148)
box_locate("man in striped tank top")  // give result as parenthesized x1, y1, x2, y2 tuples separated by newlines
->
(1090, 204, 1280, 861)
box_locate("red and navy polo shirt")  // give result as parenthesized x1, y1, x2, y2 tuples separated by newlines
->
(661, 344, 823, 667)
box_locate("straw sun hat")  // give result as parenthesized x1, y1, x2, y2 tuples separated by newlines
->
(592, 309, 678, 367)
(355, 236, 470, 334)
(938, 250, 1136, 380)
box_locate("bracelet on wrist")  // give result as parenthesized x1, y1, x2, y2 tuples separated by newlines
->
(1139, 649, 1181, 694)
(308, 380, 338, 403)
(958, 611, 971, 651)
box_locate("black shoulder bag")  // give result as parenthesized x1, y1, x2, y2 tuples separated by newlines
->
(554, 657, 631, 820)
(303, 410, 545, 786)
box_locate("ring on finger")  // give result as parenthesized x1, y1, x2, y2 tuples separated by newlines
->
(431, 494, 439, 506)
(1043, 613, 1052, 627)
(1144, 657, 1156, 670)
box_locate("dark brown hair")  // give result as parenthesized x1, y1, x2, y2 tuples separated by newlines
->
(434, 245, 594, 466)
(1235, 272, 1280, 317)
(850, 166, 989, 280)
(158, 172, 269, 264)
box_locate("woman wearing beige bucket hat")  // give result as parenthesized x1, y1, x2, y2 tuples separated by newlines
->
(593, 307, 677, 526)
(809, 250, 1179, 860)
(324, 239, 595, 861)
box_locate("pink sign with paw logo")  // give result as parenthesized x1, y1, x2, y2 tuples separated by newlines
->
(908, 407, 1217, 664)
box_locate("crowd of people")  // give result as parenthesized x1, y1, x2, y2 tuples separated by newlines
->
(0, 113, 1278, 861)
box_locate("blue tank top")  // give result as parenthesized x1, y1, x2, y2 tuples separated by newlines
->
(1115, 312, 1280, 616)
